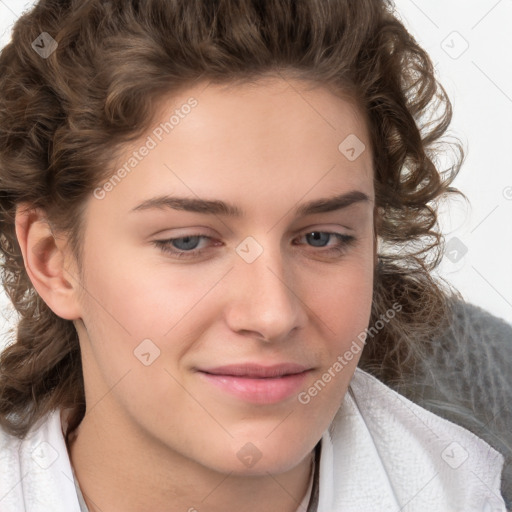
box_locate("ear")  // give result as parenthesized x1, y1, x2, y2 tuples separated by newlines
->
(14, 203, 82, 320)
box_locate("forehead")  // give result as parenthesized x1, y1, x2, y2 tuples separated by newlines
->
(161, 76, 370, 151)
(91, 76, 374, 222)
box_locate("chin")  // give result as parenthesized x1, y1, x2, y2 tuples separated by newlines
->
(204, 435, 316, 477)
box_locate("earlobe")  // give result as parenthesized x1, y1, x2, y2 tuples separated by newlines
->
(14, 203, 82, 320)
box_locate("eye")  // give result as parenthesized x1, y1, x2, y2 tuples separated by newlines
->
(294, 231, 356, 256)
(301, 231, 344, 247)
(152, 231, 356, 260)
(153, 234, 214, 259)
(165, 235, 204, 252)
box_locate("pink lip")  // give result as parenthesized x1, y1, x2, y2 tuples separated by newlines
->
(196, 363, 311, 404)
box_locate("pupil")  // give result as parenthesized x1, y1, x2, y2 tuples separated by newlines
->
(307, 232, 328, 247)
(175, 236, 200, 250)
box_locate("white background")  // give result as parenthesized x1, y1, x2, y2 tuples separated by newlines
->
(0, 0, 511, 350)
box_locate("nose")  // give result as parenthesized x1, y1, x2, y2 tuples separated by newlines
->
(223, 243, 307, 343)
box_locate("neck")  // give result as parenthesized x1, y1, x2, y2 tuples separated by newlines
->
(65, 409, 315, 512)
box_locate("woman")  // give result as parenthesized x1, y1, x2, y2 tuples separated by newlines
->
(0, 0, 507, 510)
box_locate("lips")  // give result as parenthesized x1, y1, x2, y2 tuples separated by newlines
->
(196, 363, 312, 404)
(198, 363, 310, 378)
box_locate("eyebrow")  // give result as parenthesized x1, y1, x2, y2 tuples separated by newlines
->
(129, 190, 370, 217)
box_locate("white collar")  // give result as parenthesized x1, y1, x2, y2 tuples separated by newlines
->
(316, 367, 506, 511)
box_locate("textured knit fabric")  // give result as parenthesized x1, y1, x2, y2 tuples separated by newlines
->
(387, 300, 512, 509)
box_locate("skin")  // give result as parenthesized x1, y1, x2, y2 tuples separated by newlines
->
(16, 76, 377, 512)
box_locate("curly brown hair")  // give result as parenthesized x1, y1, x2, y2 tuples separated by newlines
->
(0, 0, 465, 439)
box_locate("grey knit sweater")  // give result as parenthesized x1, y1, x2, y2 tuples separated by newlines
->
(385, 301, 512, 508)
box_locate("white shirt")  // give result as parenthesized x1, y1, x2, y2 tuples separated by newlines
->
(0, 367, 507, 511)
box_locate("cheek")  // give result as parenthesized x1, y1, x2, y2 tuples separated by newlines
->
(332, 262, 373, 327)
(307, 243, 375, 348)
(297, 257, 374, 417)
(77, 244, 235, 402)
(80, 243, 214, 338)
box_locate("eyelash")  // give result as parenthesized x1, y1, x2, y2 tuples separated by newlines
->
(152, 231, 356, 260)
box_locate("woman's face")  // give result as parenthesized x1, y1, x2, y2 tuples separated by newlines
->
(72, 76, 376, 475)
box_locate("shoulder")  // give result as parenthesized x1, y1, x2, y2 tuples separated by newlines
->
(396, 300, 512, 508)
(0, 409, 80, 512)
(0, 418, 25, 509)
(318, 368, 507, 511)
